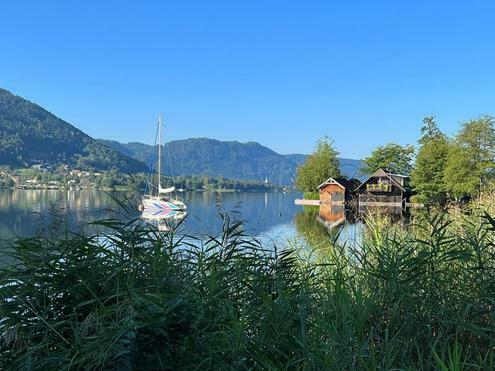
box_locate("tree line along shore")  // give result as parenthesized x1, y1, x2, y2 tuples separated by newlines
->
(295, 115, 495, 206)
(0, 167, 282, 193)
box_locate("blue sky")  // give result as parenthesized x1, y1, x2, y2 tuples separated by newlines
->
(1, 1, 495, 159)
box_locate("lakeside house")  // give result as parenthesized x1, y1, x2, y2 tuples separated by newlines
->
(355, 168, 411, 208)
(317, 177, 361, 205)
(31, 164, 52, 172)
(314, 169, 412, 209)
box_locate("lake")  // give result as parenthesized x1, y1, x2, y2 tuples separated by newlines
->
(0, 190, 364, 247)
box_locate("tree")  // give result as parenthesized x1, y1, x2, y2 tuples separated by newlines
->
(443, 116, 495, 200)
(456, 116, 495, 182)
(444, 145, 480, 200)
(361, 143, 415, 175)
(411, 117, 450, 205)
(5, 177, 14, 188)
(419, 116, 445, 144)
(295, 137, 341, 192)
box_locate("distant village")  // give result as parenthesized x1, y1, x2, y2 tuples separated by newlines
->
(0, 163, 115, 191)
(0, 163, 280, 192)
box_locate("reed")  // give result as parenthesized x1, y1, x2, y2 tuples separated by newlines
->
(1, 204, 495, 369)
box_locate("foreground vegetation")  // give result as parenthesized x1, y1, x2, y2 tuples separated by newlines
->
(1, 202, 495, 369)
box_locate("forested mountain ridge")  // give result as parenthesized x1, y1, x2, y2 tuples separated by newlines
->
(100, 138, 364, 185)
(0, 89, 147, 172)
(0, 88, 362, 181)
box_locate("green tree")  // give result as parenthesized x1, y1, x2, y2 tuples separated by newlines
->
(456, 116, 495, 182)
(361, 143, 415, 175)
(444, 145, 480, 200)
(411, 117, 450, 205)
(5, 177, 14, 188)
(295, 137, 341, 192)
(444, 116, 495, 200)
(419, 116, 444, 144)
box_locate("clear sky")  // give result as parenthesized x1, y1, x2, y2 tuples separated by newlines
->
(1, 1, 495, 159)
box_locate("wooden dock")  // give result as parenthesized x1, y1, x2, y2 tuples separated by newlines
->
(406, 202, 424, 209)
(359, 202, 402, 207)
(294, 199, 320, 206)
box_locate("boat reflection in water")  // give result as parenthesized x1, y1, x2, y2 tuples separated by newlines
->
(141, 207, 187, 232)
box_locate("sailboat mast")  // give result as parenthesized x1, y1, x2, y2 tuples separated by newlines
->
(158, 114, 162, 193)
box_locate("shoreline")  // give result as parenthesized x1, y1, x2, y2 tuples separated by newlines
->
(0, 187, 294, 194)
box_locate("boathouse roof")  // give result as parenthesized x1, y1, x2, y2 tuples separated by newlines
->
(317, 177, 361, 191)
(354, 168, 409, 192)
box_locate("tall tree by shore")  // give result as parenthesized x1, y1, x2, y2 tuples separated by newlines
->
(361, 143, 415, 175)
(411, 117, 450, 205)
(444, 116, 495, 200)
(444, 145, 480, 201)
(295, 137, 340, 192)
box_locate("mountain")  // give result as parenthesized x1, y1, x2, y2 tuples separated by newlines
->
(283, 154, 307, 166)
(283, 154, 363, 178)
(0, 89, 146, 172)
(100, 138, 364, 185)
(0, 88, 363, 180)
(337, 158, 365, 179)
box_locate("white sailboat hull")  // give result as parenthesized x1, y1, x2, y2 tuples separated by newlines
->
(141, 197, 187, 220)
(142, 197, 186, 212)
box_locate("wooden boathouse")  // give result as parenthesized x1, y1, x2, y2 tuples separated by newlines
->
(317, 177, 361, 205)
(355, 168, 411, 207)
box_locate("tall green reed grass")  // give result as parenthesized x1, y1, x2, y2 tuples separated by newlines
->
(1, 201, 495, 369)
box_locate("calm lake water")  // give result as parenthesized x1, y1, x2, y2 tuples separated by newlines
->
(0, 190, 364, 246)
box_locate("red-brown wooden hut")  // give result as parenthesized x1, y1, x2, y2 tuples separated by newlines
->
(317, 177, 361, 205)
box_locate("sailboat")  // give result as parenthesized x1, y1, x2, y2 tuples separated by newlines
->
(140, 114, 187, 220)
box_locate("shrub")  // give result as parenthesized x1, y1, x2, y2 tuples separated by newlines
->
(303, 191, 319, 200)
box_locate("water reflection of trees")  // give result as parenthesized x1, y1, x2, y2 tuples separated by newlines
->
(294, 206, 341, 246)
(295, 202, 414, 251)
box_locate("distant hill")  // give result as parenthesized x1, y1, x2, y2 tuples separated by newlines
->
(283, 154, 307, 166)
(100, 138, 364, 185)
(0, 88, 363, 180)
(0, 89, 146, 172)
(283, 154, 364, 179)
